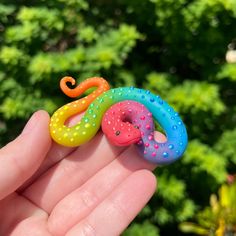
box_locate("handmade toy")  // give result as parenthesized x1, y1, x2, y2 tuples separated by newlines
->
(50, 76, 188, 165)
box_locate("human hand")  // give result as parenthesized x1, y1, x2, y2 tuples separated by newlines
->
(0, 110, 166, 236)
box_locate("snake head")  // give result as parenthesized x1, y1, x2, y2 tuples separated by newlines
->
(103, 124, 141, 147)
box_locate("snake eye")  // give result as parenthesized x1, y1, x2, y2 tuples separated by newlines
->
(134, 125, 139, 129)
(115, 130, 121, 136)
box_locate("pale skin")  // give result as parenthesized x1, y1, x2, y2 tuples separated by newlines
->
(0, 110, 166, 236)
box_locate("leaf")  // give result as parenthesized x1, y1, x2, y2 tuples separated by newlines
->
(179, 222, 209, 235)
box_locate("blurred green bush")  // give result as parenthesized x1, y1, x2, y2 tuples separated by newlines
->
(0, 0, 235, 235)
(179, 180, 236, 235)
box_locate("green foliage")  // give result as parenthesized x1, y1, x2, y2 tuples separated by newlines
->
(0, 46, 27, 66)
(184, 140, 227, 183)
(0, 0, 235, 235)
(123, 221, 160, 236)
(215, 129, 236, 164)
(0, 93, 57, 119)
(151, 172, 196, 226)
(158, 173, 186, 204)
(27, 24, 140, 83)
(143, 72, 173, 98)
(167, 81, 225, 115)
(0, 4, 15, 23)
(180, 181, 236, 235)
(217, 63, 236, 81)
(150, 0, 236, 74)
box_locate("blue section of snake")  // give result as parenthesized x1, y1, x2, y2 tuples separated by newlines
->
(102, 87, 188, 165)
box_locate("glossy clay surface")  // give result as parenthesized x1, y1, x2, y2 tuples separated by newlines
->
(50, 77, 188, 165)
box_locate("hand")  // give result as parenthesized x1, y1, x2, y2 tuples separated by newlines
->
(0, 110, 166, 236)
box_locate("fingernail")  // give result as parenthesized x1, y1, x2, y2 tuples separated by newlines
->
(22, 112, 39, 135)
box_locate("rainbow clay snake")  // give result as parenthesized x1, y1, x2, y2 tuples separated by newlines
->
(49, 77, 188, 165)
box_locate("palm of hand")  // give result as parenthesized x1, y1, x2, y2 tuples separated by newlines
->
(0, 111, 164, 236)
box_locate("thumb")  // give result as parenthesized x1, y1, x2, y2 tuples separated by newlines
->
(0, 110, 51, 200)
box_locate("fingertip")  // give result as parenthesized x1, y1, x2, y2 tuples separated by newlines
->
(154, 131, 167, 143)
(29, 110, 51, 149)
(22, 110, 50, 135)
(134, 169, 157, 195)
(0, 111, 52, 199)
(36, 110, 50, 119)
(33, 110, 50, 126)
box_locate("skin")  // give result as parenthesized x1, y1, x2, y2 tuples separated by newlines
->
(0, 110, 166, 236)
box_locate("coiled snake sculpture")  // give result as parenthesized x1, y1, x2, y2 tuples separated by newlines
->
(50, 77, 188, 165)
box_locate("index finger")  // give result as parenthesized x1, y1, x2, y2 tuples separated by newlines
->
(0, 110, 51, 200)
(17, 112, 85, 192)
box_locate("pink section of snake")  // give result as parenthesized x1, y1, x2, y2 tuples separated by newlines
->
(101, 100, 155, 147)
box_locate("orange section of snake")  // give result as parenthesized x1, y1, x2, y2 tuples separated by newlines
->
(50, 76, 110, 135)
(60, 76, 110, 98)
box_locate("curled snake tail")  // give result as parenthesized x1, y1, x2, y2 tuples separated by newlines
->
(60, 76, 110, 98)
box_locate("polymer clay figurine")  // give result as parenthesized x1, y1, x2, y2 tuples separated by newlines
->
(50, 77, 188, 165)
